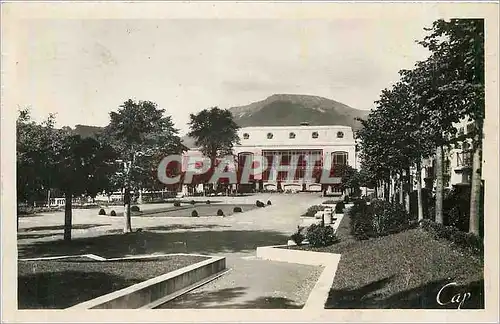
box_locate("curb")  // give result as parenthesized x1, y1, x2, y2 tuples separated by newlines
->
(255, 245, 340, 310)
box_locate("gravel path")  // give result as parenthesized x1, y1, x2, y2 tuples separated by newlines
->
(18, 255, 208, 309)
(157, 255, 324, 309)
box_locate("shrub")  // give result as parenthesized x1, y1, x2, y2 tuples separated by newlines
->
(304, 205, 326, 217)
(173, 201, 181, 207)
(217, 209, 224, 216)
(335, 201, 345, 214)
(98, 208, 106, 215)
(191, 210, 199, 217)
(256, 200, 265, 208)
(306, 223, 338, 247)
(420, 219, 483, 256)
(206, 200, 211, 205)
(267, 200, 272, 205)
(370, 199, 415, 235)
(348, 199, 373, 240)
(290, 227, 305, 245)
(190, 200, 196, 205)
(110, 210, 117, 216)
(233, 206, 242, 213)
(131, 205, 140, 212)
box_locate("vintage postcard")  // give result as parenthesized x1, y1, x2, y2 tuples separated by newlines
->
(1, 1, 498, 323)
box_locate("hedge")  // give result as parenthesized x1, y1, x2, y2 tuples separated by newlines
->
(420, 219, 483, 256)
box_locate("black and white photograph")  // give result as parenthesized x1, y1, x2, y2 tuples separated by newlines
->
(1, 1, 498, 323)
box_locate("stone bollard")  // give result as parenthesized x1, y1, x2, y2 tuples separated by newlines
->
(324, 211, 333, 224)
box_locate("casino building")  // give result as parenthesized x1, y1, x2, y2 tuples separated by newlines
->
(181, 123, 357, 194)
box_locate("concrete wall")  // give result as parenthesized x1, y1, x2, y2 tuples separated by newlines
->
(70, 256, 226, 309)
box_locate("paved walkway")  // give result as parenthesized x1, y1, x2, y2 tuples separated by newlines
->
(18, 193, 329, 309)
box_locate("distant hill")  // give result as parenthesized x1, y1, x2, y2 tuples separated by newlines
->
(182, 94, 369, 148)
(63, 94, 369, 149)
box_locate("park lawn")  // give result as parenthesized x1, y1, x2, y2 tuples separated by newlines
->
(18, 255, 208, 309)
(289, 213, 484, 309)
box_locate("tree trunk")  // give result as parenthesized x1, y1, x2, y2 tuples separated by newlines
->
(435, 145, 444, 224)
(416, 161, 424, 222)
(374, 183, 378, 199)
(399, 170, 404, 205)
(405, 167, 411, 212)
(138, 188, 143, 204)
(64, 191, 73, 241)
(384, 178, 390, 202)
(469, 139, 482, 236)
(123, 187, 132, 233)
(390, 175, 396, 202)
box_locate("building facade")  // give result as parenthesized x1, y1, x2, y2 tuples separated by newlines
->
(181, 125, 357, 193)
(413, 116, 481, 192)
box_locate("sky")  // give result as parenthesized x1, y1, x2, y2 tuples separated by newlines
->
(14, 18, 434, 136)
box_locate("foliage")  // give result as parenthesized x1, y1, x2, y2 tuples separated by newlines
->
(191, 210, 199, 217)
(267, 200, 272, 205)
(173, 201, 181, 207)
(370, 199, 416, 235)
(306, 224, 338, 247)
(335, 202, 345, 214)
(409, 188, 434, 220)
(233, 206, 242, 213)
(98, 209, 106, 215)
(103, 99, 185, 192)
(290, 227, 305, 246)
(217, 209, 224, 216)
(110, 210, 117, 216)
(187, 106, 240, 168)
(304, 205, 326, 217)
(256, 200, 265, 208)
(16, 108, 59, 203)
(348, 200, 374, 240)
(17, 108, 118, 240)
(420, 220, 483, 257)
(349, 199, 416, 240)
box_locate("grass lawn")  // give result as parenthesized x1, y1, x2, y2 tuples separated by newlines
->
(18, 254, 208, 309)
(288, 212, 484, 309)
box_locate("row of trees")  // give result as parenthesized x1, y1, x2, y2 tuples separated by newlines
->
(355, 19, 484, 235)
(17, 102, 239, 240)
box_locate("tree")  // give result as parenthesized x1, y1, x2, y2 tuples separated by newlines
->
(17, 108, 58, 206)
(54, 134, 117, 241)
(16, 108, 116, 239)
(187, 107, 240, 190)
(105, 99, 185, 233)
(416, 19, 484, 235)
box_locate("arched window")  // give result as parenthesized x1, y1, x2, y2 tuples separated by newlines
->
(243, 133, 250, 140)
(289, 132, 296, 139)
(267, 132, 273, 139)
(336, 131, 344, 138)
(312, 131, 319, 139)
